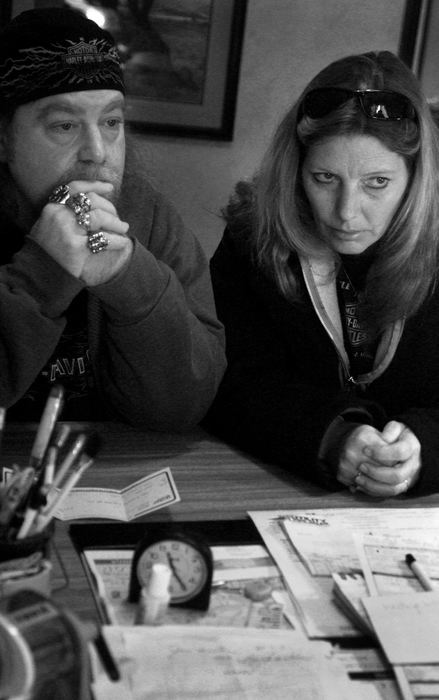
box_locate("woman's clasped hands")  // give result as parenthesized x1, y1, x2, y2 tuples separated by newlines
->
(337, 420, 421, 497)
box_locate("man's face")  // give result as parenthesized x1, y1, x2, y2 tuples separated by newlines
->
(0, 89, 126, 215)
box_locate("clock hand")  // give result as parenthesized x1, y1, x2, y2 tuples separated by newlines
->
(166, 553, 187, 590)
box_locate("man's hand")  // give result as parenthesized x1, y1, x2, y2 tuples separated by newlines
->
(337, 420, 421, 497)
(29, 180, 132, 286)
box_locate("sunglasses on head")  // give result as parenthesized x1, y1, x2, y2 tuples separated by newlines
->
(299, 87, 417, 122)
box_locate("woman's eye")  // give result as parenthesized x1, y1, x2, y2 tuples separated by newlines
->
(313, 172, 335, 183)
(367, 176, 389, 189)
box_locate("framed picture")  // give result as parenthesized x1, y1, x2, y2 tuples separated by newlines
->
(1, 1, 247, 140)
(399, 0, 439, 99)
(64, 0, 248, 140)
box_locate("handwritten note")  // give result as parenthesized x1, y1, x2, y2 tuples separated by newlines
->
(92, 626, 352, 700)
(363, 592, 439, 664)
(51, 468, 180, 521)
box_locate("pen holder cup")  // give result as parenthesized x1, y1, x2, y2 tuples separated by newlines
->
(0, 527, 53, 598)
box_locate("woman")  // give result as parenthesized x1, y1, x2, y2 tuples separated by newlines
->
(204, 51, 439, 497)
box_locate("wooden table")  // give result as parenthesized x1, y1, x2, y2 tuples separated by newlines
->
(2, 422, 439, 622)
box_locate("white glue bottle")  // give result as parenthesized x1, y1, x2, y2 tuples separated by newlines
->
(135, 563, 171, 625)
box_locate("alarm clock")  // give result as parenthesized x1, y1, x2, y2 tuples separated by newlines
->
(128, 525, 213, 610)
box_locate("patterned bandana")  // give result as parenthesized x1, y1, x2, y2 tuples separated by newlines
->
(0, 7, 125, 107)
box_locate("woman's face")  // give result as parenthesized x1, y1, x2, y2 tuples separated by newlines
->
(301, 134, 410, 255)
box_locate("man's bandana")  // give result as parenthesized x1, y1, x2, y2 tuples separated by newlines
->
(0, 7, 125, 108)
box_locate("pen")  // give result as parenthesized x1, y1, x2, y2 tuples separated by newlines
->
(16, 488, 48, 540)
(35, 432, 101, 532)
(29, 385, 64, 472)
(94, 630, 120, 681)
(50, 432, 88, 491)
(405, 553, 436, 591)
(43, 424, 71, 487)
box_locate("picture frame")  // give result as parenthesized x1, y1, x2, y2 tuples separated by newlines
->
(1, 1, 247, 140)
(399, 0, 439, 98)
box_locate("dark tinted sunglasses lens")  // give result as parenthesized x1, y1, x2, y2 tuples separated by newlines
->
(302, 89, 351, 118)
(361, 92, 415, 120)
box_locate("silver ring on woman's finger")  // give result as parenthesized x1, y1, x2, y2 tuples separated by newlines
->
(87, 230, 109, 254)
(48, 184, 71, 205)
(77, 211, 91, 230)
(401, 478, 410, 491)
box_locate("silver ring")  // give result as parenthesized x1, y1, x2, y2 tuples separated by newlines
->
(77, 211, 91, 231)
(87, 230, 109, 254)
(401, 478, 410, 491)
(48, 184, 71, 205)
(66, 192, 91, 217)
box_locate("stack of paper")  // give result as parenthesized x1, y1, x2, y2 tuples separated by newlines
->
(331, 572, 373, 636)
(249, 508, 439, 700)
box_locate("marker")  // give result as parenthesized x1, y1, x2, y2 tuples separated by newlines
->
(35, 433, 101, 532)
(405, 553, 435, 591)
(29, 385, 64, 472)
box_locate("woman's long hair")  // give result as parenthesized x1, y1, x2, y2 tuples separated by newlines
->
(224, 51, 439, 329)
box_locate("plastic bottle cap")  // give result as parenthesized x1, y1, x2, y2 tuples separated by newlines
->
(148, 563, 171, 597)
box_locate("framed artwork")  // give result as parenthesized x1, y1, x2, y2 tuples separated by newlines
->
(399, 0, 439, 98)
(65, 0, 248, 140)
(1, 0, 247, 140)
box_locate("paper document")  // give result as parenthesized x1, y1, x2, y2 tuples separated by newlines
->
(83, 544, 300, 629)
(353, 530, 439, 597)
(363, 591, 439, 665)
(51, 468, 180, 520)
(92, 625, 353, 700)
(250, 508, 439, 639)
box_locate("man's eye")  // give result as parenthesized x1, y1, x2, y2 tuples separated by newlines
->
(52, 122, 73, 132)
(106, 118, 123, 128)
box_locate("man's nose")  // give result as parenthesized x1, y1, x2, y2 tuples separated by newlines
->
(78, 125, 105, 163)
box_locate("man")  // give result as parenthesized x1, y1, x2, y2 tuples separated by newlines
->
(0, 7, 225, 428)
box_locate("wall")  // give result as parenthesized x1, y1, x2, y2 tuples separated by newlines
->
(135, 0, 406, 257)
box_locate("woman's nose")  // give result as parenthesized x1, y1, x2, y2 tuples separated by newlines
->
(336, 184, 360, 222)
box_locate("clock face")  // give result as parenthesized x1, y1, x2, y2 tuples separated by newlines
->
(136, 538, 209, 604)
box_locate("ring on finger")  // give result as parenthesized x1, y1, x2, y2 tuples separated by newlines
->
(87, 230, 109, 254)
(77, 211, 91, 231)
(401, 478, 410, 491)
(67, 192, 91, 217)
(48, 184, 71, 205)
